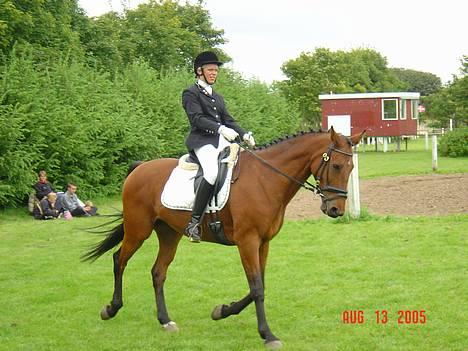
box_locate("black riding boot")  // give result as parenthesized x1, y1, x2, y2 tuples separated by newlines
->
(185, 178, 214, 243)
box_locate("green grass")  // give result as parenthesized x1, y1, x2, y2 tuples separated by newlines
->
(356, 137, 468, 179)
(1, 206, 466, 351)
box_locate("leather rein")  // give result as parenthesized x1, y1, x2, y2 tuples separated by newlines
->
(237, 141, 353, 202)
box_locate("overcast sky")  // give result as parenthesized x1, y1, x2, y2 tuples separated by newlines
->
(78, 0, 467, 84)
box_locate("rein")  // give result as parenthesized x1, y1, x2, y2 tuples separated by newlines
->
(237, 141, 353, 202)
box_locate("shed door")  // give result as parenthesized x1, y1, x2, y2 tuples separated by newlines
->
(327, 115, 351, 136)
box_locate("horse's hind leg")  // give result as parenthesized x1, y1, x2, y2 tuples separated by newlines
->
(101, 220, 153, 320)
(151, 221, 182, 332)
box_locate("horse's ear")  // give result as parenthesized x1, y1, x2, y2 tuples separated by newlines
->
(329, 126, 339, 144)
(350, 129, 366, 146)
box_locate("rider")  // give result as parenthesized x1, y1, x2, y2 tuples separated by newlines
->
(182, 51, 256, 243)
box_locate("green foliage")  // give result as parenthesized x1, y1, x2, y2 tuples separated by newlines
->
(80, 0, 226, 73)
(439, 128, 468, 157)
(0, 50, 300, 207)
(423, 56, 468, 128)
(280, 48, 406, 126)
(390, 68, 442, 96)
(0, 0, 86, 57)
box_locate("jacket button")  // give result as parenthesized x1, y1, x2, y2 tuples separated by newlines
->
(212, 99, 215, 102)
(213, 107, 217, 110)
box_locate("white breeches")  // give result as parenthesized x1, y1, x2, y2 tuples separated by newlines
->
(194, 135, 231, 185)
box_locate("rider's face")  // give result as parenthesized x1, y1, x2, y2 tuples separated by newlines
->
(199, 64, 219, 84)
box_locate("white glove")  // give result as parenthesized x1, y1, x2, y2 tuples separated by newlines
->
(243, 132, 256, 148)
(218, 125, 239, 141)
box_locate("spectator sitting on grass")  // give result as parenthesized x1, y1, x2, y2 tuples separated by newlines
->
(33, 192, 60, 220)
(34, 170, 55, 200)
(60, 182, 97, 217)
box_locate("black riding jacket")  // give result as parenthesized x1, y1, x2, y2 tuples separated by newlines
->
(182, 83, 246, 151)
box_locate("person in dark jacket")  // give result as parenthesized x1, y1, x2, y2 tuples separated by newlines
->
(182, 51, 256, 243)
(33, 170, 55, 200)
(33, 192, 60, 220)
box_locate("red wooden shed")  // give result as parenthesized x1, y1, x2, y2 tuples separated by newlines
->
(319, 92, 420, 137)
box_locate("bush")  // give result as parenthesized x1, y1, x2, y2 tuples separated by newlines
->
(0, 52, 301, 208)
(439, 128, 468, 157)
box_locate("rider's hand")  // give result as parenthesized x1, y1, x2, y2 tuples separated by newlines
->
(243, 132, 256, 148)
(218, 125, 239, 141)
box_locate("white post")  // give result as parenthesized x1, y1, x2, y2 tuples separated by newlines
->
(348, 150, 361, 218)
(449, 119, 453, 131)
(425, 131, 429, 150)
(432, 135, 438, 171)
(383, 137, 388, 153)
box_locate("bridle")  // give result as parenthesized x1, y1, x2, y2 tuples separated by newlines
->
(314, 143, 353, 202)
(237, 141, 353, 202)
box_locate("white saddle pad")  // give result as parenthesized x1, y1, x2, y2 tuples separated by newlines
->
(161, 144, 239, 212)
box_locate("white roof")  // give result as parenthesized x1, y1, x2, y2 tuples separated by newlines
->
(319, 92, 420, 100)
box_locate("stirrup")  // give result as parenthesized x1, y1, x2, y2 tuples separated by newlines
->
(185, 221, 201, 243)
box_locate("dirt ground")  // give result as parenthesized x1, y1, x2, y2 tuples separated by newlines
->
(285, 173, 468, 220)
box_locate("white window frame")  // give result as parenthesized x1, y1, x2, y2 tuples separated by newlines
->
(400, 99, 407, 120)
(382, 98, 398, 120)
(412, 100, 419, 119)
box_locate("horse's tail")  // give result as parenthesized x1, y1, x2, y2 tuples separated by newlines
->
(81, 214, 124, 262)
(82, 161, 142, 262)
(127, 160, 143, 177)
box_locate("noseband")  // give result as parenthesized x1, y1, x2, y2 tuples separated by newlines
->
(315, 144, 353, 202)
(237, 141, 353, 202)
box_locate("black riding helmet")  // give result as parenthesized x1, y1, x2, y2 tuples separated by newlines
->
(193, 51, 223, 76)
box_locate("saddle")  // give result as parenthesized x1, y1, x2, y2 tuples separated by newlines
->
(161, 143, 239, 245)
(161, 143, 239, 212)
(186, 145, 236, 196)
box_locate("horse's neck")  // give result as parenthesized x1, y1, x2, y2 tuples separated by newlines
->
(251, 133, 328, 204)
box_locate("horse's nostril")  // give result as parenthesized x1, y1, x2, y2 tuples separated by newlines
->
(329, 207, 340, 217)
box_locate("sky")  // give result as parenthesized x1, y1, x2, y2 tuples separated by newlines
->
(78, 0, 467, 84)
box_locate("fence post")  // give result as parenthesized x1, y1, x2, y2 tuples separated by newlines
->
(425, 131, 429, 150)
(348, 148, 361, 218)
(383, 137, 388, 153)
(432, 135, 438, 171)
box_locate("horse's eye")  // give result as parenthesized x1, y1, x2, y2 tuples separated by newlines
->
(333, 164, 342, 171)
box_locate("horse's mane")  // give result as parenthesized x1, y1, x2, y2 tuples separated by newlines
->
(254, 129, 325, 150)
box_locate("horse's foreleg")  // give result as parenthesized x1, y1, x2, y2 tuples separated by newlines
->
(152, 222, 182, 332)
(211, 242, 270, 321)
(238, 241, 282, 349)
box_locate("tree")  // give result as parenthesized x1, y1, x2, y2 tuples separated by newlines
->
(390, 68, 441, 96)
(423, 56, 467, 128)
(80, 0, 227, 73)
(279, 48, 406, 126)
(0, 0, 87, 58)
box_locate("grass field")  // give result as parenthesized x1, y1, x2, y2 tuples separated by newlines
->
(356, 136, 468, 179)
(1, 205, 466, 351)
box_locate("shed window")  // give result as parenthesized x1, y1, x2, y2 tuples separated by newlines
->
(400, 99, 407, 120)
(382, 99, 398, 120)
(412, 100, 419, 119)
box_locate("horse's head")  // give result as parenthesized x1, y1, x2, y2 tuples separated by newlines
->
(315, 127, 365, 218)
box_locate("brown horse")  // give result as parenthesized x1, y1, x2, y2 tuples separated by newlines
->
(84, 127, 364, 349)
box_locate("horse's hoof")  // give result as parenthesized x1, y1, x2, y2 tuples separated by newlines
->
(265, 340, 283, 349)
(100, 305, 111, 320)
(162, 321, 179, 332)
(211, 305, 224, 320)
